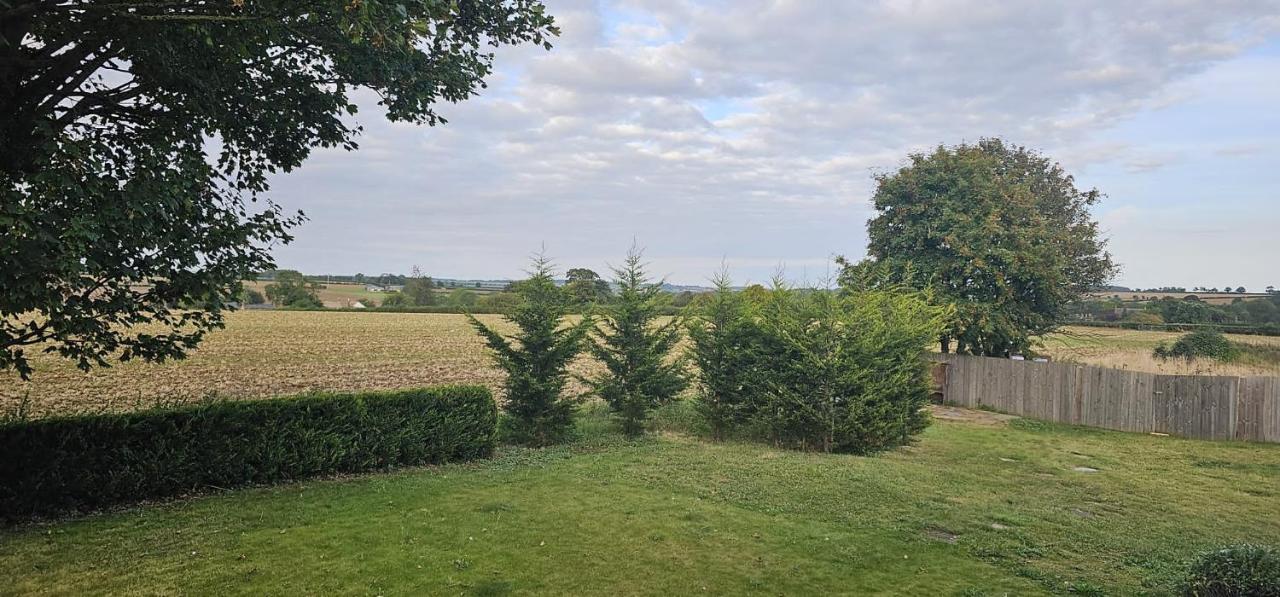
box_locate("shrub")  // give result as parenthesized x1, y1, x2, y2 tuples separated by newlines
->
(586, 248, 687, 436)
(1182, 544, 1280, 596)
(1124, 311, 1164, 325)
(0, 386, 496, 520)
(477, 292, 522, 313)
(240, 287, 266, 305)
(264, 269, 323, 308)
(448, 288, 479, 308)
(687, 271, 765, 440)
(380, 291, 410, 307)
(469, 255, 592, 447)
(1154, 329, 1240, 362)
(748, 286, 949, 453)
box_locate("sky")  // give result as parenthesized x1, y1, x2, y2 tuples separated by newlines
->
(267, 0, 1280, 290)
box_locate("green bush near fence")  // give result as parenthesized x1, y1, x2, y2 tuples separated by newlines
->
(688, 284, 949, 453)
(0, 386, 496, 520)
(1154, 329, 1240, 362)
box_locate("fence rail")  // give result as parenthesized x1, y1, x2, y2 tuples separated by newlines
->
(930, 353, 1280, 443)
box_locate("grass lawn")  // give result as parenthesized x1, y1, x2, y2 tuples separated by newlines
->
(3, 407, 1278, 596)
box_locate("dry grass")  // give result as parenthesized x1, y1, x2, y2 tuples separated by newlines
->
(1039, 325, 1280, 376)
(0, 312, 600, 419)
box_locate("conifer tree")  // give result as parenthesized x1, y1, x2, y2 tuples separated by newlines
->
(755, 282, 948, 453)
(586, 249, 688, 436)
(469, 255, 591, 447)
(687, 269, 763, 440)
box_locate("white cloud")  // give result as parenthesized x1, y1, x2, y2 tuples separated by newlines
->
(267, 0, 1280, 288)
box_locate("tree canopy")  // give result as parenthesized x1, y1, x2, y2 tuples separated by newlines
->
(1, 0, 558, 378)
(841, 139, 1117, 357)
(264, 270, 321, 308)
(564, 267, 612, 305)
(402, 266, 436, 306)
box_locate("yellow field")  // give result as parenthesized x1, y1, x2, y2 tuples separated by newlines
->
(1039, 325, 1280, 376)
(0, 312, 537, 418)
(4, 313, 1278, 418)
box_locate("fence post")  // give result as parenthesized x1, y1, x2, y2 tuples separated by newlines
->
(930, 362, 948, 404)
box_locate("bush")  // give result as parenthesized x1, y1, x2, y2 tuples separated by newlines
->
(748, 287, 949, 453)
(264, 269, 323, 308)
(0, 386, 496, 519)
(686, 281, 949, 453)
(1182, 544, 1280, 596)
(380, 291, 410, 307)
(1124, 311, 1163, 325)
(1154, 329, 1240, 362)
(477, 292, 522, 313)
(687, 271, 765, 440)
(240, 288, 266, 305)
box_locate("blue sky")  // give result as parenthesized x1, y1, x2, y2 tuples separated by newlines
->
(267, 0, 1280, 290)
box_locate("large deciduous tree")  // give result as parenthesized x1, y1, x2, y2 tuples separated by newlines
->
(840, 139, 1117, 357)
(564, 267, 611, 306)
(263, 270, 321, 308)
(402, 265, 436, 306)
(0, 1, 557, 378)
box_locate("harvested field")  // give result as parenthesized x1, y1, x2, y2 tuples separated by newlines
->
(0, 311, 597, 418)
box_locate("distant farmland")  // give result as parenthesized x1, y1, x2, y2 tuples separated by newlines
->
(241, 280, 501, 308)
(1086, 290, 1271, 305)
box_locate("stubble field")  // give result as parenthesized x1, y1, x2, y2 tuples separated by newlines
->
(1, 312, 529, 418)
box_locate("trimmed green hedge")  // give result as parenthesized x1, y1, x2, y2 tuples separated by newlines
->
(0, 386, 496, 520)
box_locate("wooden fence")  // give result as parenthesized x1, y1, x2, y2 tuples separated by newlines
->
(930, 353, 1280, 443)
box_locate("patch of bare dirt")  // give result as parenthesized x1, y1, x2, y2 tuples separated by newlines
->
(928, 404, 1020, 427)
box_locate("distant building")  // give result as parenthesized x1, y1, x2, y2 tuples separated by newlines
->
(365, 284, 385, 292)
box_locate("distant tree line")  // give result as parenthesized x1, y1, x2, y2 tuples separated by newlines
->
(1068, 293, 1280, 331)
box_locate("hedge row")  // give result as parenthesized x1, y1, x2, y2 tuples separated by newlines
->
(0, 386, 496, 520)
(282, 305, 513, 314)
(282, 304, 686, 316)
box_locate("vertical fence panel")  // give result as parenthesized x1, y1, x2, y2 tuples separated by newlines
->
(928, 354, 1279, 443)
